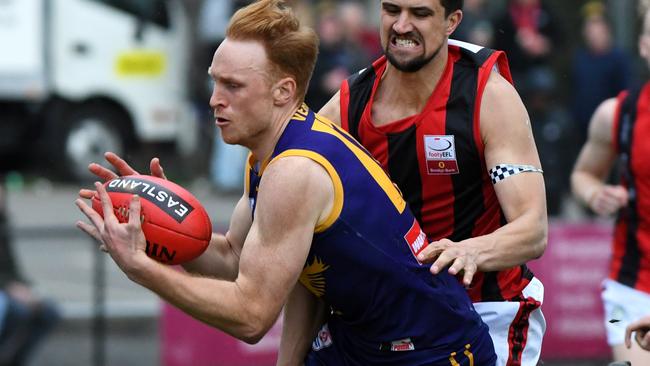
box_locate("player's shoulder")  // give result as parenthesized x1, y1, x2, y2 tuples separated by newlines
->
(589, 97, 618, 138)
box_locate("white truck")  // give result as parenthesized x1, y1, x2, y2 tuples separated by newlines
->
(0, 0, 197, 180)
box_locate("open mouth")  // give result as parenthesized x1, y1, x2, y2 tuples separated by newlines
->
(390, 33, 421, 49)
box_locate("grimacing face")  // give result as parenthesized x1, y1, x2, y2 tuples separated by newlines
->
(208, 39, 276, 147)
(380, 0, 450, 72)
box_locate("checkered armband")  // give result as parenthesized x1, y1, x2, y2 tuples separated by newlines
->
(489, 164, 543, 184)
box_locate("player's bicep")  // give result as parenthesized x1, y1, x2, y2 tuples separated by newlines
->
(225, 194, 253, 253)
(234, 158, 333, 327)
(572, 98, 618, 180)
(318, 90, 342, 126)
(481, 72, 541, 168)
(480, 72, 545, 221)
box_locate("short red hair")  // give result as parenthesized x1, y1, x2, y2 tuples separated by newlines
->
(226, 0, 319, 101)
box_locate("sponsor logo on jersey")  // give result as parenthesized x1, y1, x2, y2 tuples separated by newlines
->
(107, 177, 194, 223)
(311, 323, 333, 351)
(404, 219, 428, 264)
(423, 135, 460, 175)
(390, 338, 415, 351)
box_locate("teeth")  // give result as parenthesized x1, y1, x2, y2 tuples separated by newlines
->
(395, 38, 416, 47)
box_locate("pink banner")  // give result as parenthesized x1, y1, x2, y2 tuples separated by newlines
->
(161, 221, 615, 364)
(162, 306, 281, 366)
(528, 220, 613, 359)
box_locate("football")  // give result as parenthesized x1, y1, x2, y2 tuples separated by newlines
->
(92, 175, 212, 265)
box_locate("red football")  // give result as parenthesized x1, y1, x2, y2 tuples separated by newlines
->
(92, 175, 212, 265)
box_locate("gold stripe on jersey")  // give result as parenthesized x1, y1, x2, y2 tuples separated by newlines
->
(311, 115, 406, 214)
(244, 152, 253, 194)
(268, 149, 344, 233)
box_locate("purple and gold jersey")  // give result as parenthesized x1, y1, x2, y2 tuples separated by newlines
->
(246, 105, 495, 365)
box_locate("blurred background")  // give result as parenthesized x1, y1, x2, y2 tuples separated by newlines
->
(0, 0, 645, 365)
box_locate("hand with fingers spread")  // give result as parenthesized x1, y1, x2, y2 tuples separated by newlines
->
(625, 315, 650, 351)
(79, 151, 167, 200)
(417, 238, 480, 287)
(76, 182, 149, 280)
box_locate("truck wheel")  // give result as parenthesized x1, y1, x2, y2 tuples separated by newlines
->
(54, 105, 129, 181)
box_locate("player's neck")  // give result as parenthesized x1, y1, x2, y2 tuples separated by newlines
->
(248, 102, 301, 165)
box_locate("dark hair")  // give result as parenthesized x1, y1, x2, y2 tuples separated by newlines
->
(227, 0, 319, 101)
(440, 0, 463, 17)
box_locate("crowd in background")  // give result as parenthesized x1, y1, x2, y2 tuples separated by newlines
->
(190, 0, 642, 218)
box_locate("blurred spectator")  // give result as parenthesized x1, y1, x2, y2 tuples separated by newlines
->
(196, 0, 249, 192)
(306, 1, 379, 111)
(306, 2, 350, 110)
(452, 0, 495, 47)
(0, 181, 59, 366)
(338, 1, 382, 66)
(571, 1, 631, 147)
(493, 0, 563, 98)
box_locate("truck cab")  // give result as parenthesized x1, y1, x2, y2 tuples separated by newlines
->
(0, 0, 197, 180)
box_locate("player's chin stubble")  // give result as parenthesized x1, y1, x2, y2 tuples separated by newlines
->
(385, 43, 441, 73)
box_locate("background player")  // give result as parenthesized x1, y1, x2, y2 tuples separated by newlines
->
(315, 1, 548, 365)
(571, 2, 650, 364)
(76, 1, 496, 364)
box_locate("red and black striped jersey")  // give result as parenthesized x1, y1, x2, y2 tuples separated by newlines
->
(611, 81, 650, 293)
(339, 40, 533, 302)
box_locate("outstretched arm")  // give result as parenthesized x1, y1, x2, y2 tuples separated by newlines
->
(76, 156, 333, 343)
(571, 98, 628, 216)
(418, 71, 547, 285)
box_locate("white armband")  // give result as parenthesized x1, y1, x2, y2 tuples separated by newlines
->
(489, 164, 543, 184)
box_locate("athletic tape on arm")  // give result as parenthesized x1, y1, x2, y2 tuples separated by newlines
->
(489, 164, 543, 184)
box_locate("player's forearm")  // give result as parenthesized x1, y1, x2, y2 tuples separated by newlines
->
(135, 262, 279, 344)
(182, 232, 240, 280)
(571, 170, 606, 207)
(471, 210, 547, 272)
(277, 285, 325, 366)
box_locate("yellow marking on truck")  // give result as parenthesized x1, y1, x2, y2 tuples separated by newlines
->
(115, 51, 166, 77)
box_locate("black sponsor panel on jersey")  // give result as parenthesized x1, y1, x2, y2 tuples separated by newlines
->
(387, 125, 423, 225)
(107, 177, 194, 223)
(445, 59, 484, 243)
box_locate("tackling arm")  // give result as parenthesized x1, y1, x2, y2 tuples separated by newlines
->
(418, 71, 548, 283)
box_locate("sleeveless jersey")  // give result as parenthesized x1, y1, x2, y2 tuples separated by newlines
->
(339, 40, 533, 302)
(611, 81, 650, 293)
(247, 105, 494, 365)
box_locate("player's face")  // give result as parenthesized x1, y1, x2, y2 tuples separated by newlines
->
(380, 0, 452, 72)
(208, 39, 276, 146)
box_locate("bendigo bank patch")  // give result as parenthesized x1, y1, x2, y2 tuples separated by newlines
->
(107, 177, 194, 223)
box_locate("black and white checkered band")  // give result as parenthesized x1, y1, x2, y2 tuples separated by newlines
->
(489, 164, 543, 184)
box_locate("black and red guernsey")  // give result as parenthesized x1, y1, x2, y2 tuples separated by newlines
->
(611, 81, 650, 294)
(339, 40, 533, 302)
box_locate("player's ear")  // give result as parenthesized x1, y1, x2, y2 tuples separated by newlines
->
(445, 9, 463, 36)
(272, 77, 297, 106)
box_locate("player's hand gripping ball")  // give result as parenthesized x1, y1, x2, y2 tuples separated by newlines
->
(91, 175, 212, 265)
